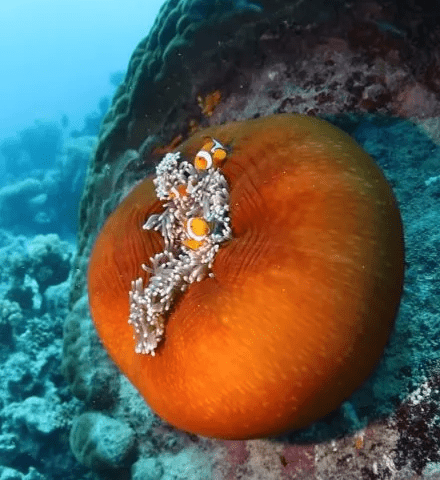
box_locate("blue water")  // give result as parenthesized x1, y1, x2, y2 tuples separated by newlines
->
(0, 0, 164, 237)
(0, 0, 164, 141)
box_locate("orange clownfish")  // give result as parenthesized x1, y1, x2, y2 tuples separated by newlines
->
(194, 138, 227, 170)
(182, 216, 211, 250)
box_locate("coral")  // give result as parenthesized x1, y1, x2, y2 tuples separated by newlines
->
(0, 228, 86, 480)
(0, 467, 49, 480)
(61, 296, 120, 408)
(4, 287, 34, 312)
(69, 412, 136, 470)
(131, 457, 163, 480)
(0, 327, 83, 479)
(0, 467, 22, 480)
(158, 447, 213, 479)
(0, 137, 22, 170)
(0, 179, 46, 233)
(3, 234, 72, 314)
(0, 121, 62, 177)
(0, 300, 20, 351)
(18, 121, 62, 169)
(55, 136, 96, 234)
(4, 396, 64, 439)
(26, 234, 71, 294)
(0, 132, 94, 236)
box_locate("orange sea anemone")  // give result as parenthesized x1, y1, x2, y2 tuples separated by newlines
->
(88, 114, 404, 439)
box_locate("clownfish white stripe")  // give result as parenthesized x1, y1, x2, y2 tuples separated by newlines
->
(186, 218, 209, 241)
(195, 150, 212, 169)
(211, 139, 224, 152)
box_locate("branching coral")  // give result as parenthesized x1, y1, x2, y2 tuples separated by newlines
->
(5, 234, 72, 312)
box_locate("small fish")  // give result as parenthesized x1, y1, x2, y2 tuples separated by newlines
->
(194, 138, 227, 170)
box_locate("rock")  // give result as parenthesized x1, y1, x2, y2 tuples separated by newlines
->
(0, 467, 22, 480)
(131, 457, 164, 480)
(69, 412, 136, 470)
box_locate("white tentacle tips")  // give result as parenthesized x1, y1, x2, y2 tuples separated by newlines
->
(128, 142, 231, 355)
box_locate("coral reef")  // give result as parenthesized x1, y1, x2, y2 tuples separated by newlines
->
(0, 230, 86, 480)
(5, 234, 72, 313)
(18, 121, 62, 169)
(0, 59, 122, 480)
(63, 0, 440, 478)
(0, 121, 62, 174)
(61, 296, 120, 408)
(0, 136, 95, 237)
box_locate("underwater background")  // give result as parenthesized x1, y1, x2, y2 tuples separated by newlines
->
(1, 1, 440, 479)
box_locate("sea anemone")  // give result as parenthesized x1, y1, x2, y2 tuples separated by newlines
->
(88, 114, 404, 439)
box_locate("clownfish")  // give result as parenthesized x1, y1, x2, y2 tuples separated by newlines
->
(194, 138, 227, 170)
(182, 216, 211, 250)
